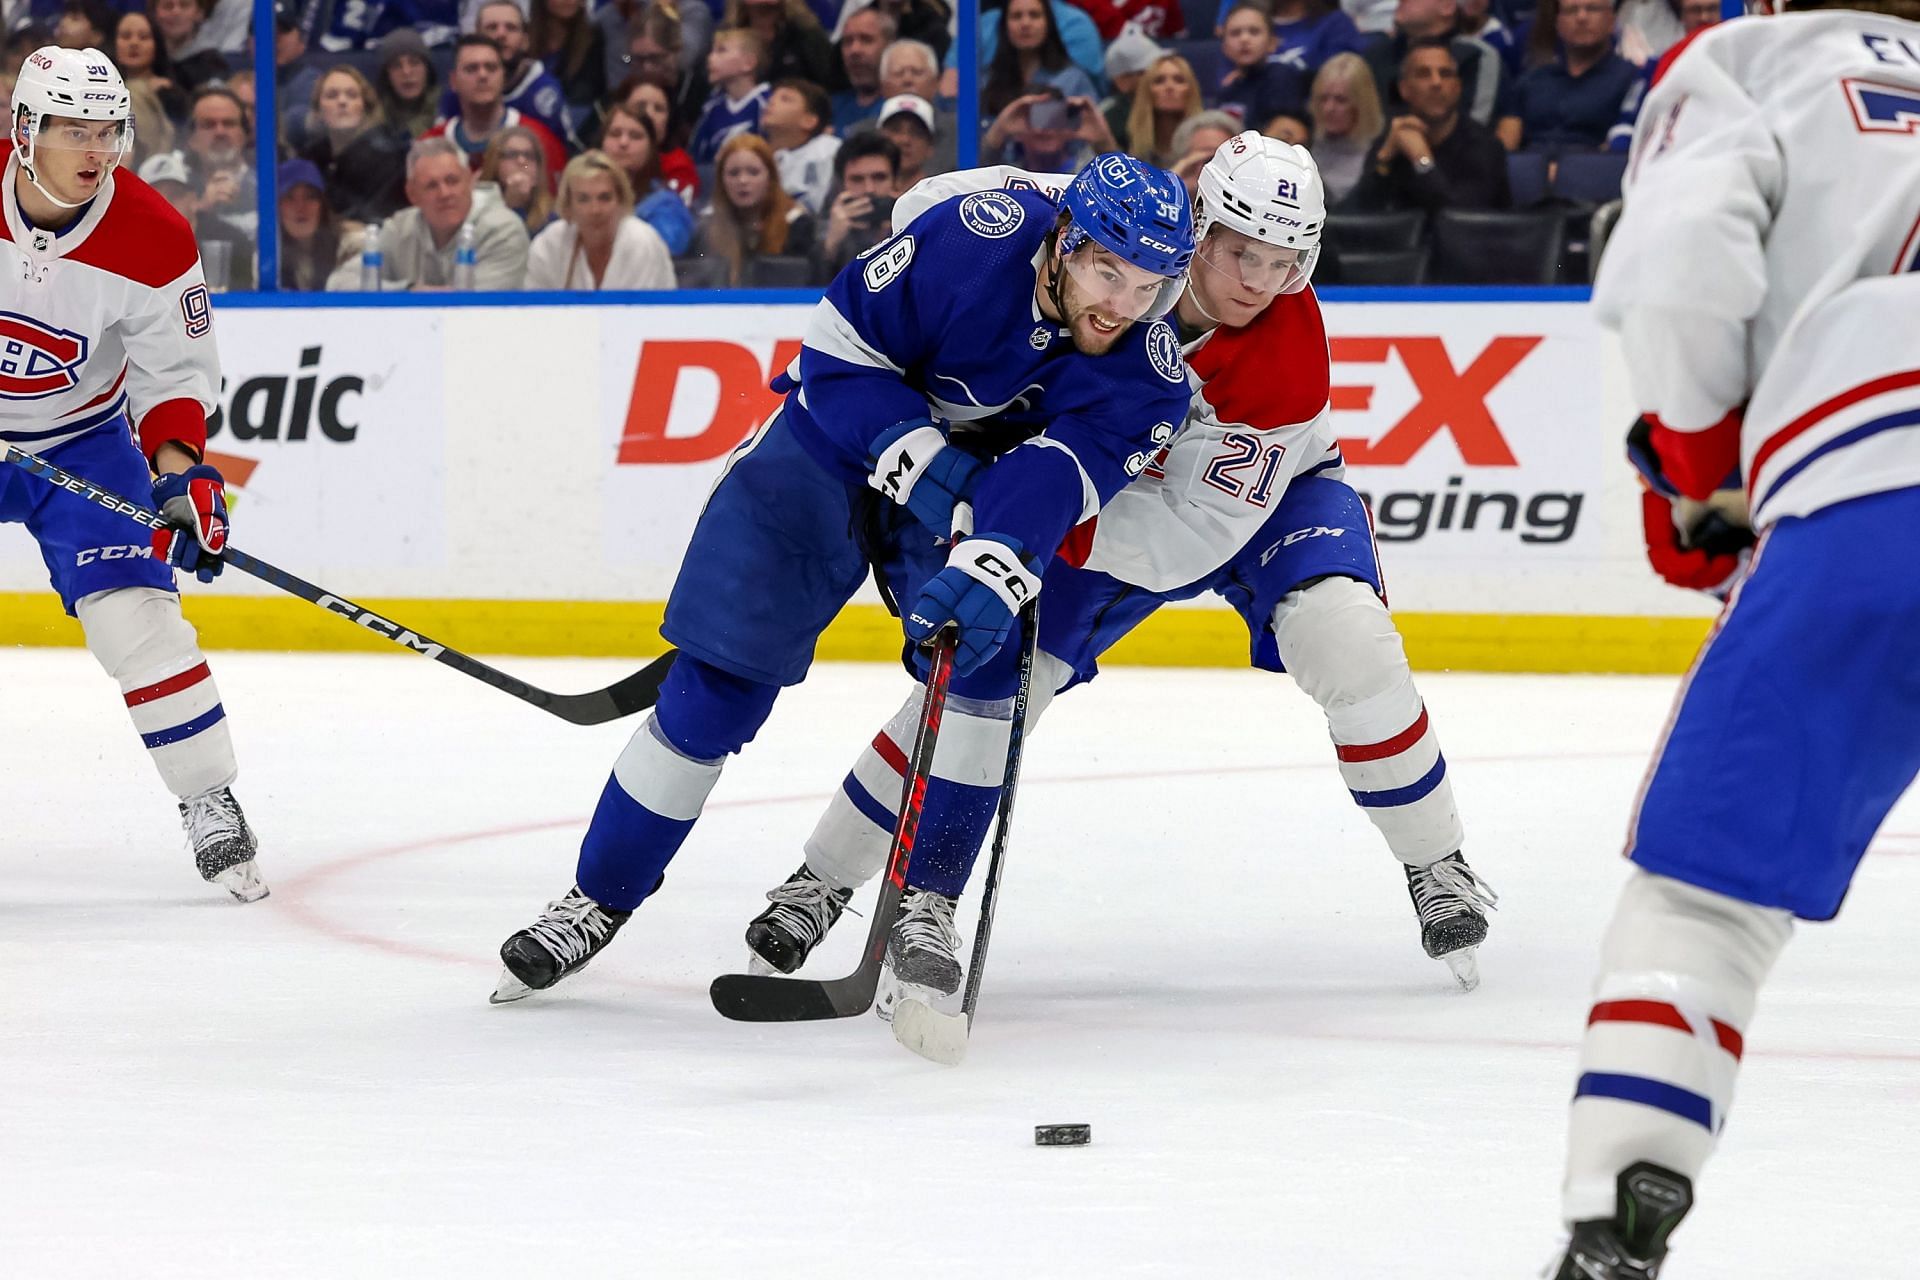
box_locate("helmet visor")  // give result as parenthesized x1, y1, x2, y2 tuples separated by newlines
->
(34, 117, 130, 154)
(1196, 227, 1312, 298)
(1062, 243, 1185, 321)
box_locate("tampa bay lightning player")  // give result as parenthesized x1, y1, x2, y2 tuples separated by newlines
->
(491, 153, 1196, 1002)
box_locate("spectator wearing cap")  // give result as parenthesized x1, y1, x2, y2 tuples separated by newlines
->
(479, 124, 558, 232)
(1216, 1, 1310, 128)
(301, 65, 410, 222)
(597, 101, 694, 251)
(875, 93, 938, 185)
(1308, 51, 1384, 204)
(1256, 0, 1365, 74)
(692, 132, 816, 286)
(427, 35, 570, 182)
(138, 150, 256, 289)
(1360, 0, 1520, 146)
(1350, 37, 1510, 212)
(1125, 53, 1204, 166)
(268, 4, 327, 146)
(375, 27, 441, 139)
(450, 0, 583, 150)
(851, 40, 957, 170)
(1513, 0, 1640, 150)
(1100, 30, 1162, 150)
(278, 158, 353, 291)
(184, 85, 255, 237)
(526, 150, 675, 289)
(329, 135, 531, 290)
(813, 131, 899, 281)
(763, 78, 841, 213)
(830, 4, 894, 131)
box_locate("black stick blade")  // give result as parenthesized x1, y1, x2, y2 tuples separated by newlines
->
(709, 972, 875, 1022)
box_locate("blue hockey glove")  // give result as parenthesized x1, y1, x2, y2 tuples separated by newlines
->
(868, 418, 982, 537)
(904, 535, 1040, 675)
(151, 463, 229, 583)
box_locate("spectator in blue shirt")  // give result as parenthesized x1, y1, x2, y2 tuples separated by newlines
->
(1513, 0, 1641, 150)
(602, 101, 697, 252)
(1264, 0, 1365, 74)
(1216, 1, 1312, 127)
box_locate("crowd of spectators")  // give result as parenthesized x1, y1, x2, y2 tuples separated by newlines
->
(0, 0, 1731, 290)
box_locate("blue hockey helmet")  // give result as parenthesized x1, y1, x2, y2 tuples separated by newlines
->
(1058, 152, 1195, 283)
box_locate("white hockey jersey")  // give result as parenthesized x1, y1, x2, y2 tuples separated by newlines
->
(0, 143, 220, 461)
(894, 166, 1345, 592)
(1596, 9, 1920, 528)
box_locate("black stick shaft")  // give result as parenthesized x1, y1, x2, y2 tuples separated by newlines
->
(1, 442, 672, 726)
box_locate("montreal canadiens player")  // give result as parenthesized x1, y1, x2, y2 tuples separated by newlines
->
(1548, 1, 1920, 1275)
(0, 48, 264, 901)
(736, 134, 1497, 1017)
(491, 155, 1195, 1001)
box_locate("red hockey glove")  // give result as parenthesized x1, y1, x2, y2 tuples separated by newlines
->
(1640, 489, 1752, 600)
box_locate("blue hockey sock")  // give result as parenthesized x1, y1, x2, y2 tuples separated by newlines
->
(576, 715, 725, 911)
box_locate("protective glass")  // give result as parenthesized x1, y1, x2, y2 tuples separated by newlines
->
(33, 117, 130, 152)
(1062, 244, 1184, 321)
(1195, 227, 1310, 298)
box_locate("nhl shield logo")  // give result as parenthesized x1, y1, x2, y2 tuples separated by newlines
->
(959, 191, 1024, 239)
(0, 312, 89, 399)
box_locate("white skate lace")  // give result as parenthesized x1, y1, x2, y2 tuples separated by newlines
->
(183, 790, 243, 850)
(894, 889, 960, 956)
(525, 893, 617, 965)
(762, 875, 846, 945)
(1409, 856, 1500, 927)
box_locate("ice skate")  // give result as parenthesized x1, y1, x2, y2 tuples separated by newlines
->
(491, 887, 631, 1003)
(1405, 851, 1497, 990)
(180, 787, 268, 903)
(1550, 1161, 1693, 1279)
(876, 887, 961, 1023)
(744, 862, 854, 976)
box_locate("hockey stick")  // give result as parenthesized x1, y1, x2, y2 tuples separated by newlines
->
(892, 600, 1039, 1064)
(1, 443, 675, 726)
(708, 627, 959, 1022)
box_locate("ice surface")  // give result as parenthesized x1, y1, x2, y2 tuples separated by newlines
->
(4, 651, 1916, 1278)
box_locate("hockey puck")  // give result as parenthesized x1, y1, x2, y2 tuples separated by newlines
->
(1034, 1124, 1091, 1147)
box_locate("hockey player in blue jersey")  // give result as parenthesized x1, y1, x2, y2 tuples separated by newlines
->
(490, 153, 1196, 1003)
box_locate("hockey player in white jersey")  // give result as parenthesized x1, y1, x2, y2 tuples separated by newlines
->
(737, 135, 1496, 1017)
(0, 48, 265, 901)
(1547, 1, 1920, 1275)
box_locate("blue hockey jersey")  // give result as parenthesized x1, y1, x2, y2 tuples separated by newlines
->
(781, 186, 1193, 567)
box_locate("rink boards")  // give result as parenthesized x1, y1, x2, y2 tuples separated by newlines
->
(0, 297, 1718, 674)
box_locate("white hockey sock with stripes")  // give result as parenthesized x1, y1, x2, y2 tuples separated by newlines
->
(1562, 870, 1792, 1223)
(1273, 576, 1462, 865)
(77, 587, 237, 799)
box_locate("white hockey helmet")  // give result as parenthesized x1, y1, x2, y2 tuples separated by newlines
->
(1194, 131, 1325, 295)
(12, 46, 134, 206)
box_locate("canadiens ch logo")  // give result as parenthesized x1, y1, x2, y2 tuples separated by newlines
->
(0, 312, 89, 399)
(1145, 320, 1184, 383)
(958, 191, 1024, 239)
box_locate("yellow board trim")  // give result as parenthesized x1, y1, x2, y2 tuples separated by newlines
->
(1, 592, 1712, 674)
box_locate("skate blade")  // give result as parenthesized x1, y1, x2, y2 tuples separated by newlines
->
(212, 860, 270, 904)
(874, 967, 901, 1023)
(747, 953, 778, 978)
(489, 969, 535, 1004)
(892, 996, 969, 1065)
(1443, 947, 1481, 993)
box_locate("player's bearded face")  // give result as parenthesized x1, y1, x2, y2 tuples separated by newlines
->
(29, 118, 129, 201)
(1055, 244, 1169, 354)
